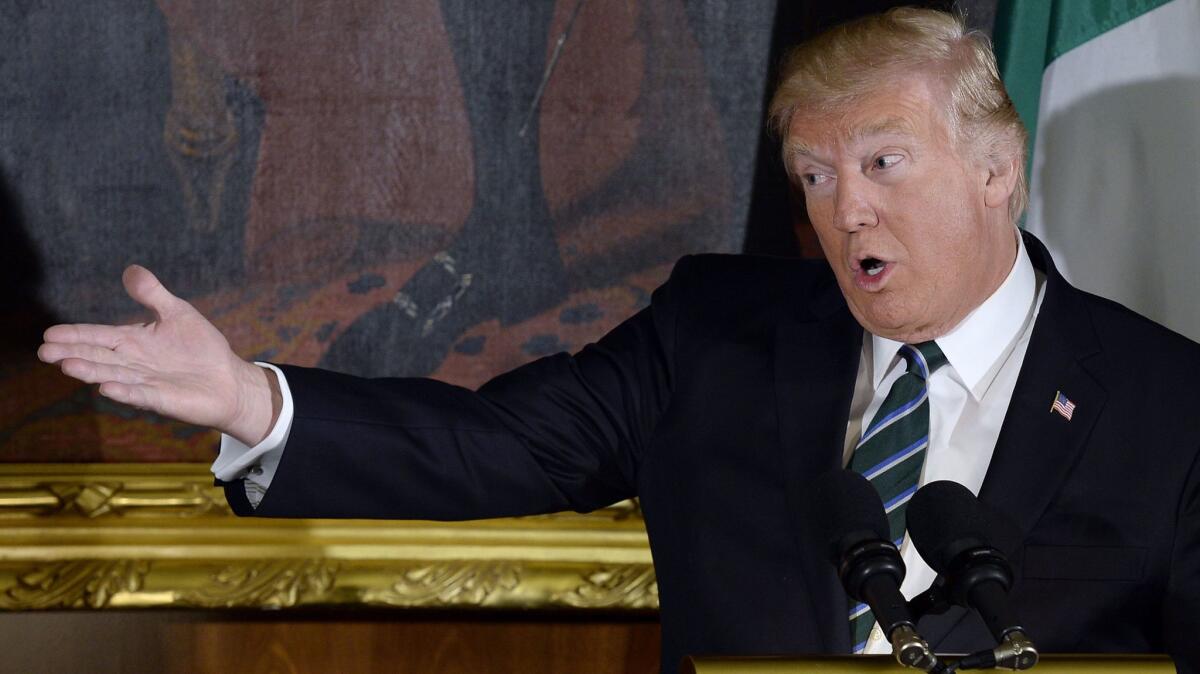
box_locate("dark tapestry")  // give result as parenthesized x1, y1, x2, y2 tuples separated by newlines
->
(0, 1, 779, 461)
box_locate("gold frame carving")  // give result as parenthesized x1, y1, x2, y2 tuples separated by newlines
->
(0, 464, 657, 611)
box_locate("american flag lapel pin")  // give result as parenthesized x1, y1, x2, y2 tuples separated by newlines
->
(1050, 390, 1076, 420)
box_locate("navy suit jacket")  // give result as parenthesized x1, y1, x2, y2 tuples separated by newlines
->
(224, 232, 1200, 672)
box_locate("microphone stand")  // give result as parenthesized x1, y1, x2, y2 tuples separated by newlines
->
(906, 581, 1039, 672)
(841, 541, 945, 672)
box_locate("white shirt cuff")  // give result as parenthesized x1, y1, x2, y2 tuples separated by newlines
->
(211, 362, 295, 505)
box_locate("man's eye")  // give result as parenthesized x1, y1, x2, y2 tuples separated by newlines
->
(873, 154, 903, 170)
(803, 173, 830, 186)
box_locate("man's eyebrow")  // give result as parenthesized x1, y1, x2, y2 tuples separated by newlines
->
(782, 137, 814, 160)
(783, 116, 917, 165)
(850, 116, 918, 143)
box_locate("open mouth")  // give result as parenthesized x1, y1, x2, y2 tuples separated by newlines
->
(861, 257, 885, 277)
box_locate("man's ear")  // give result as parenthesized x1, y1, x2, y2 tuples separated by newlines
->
(984, 154, 1019, 209)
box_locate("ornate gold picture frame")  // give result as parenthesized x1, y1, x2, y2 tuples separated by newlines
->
(0, 464, 656, 612)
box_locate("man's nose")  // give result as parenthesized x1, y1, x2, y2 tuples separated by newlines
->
(832, 176, 879, 232)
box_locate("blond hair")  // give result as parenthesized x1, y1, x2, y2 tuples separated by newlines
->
(768, 8, 1028, 223)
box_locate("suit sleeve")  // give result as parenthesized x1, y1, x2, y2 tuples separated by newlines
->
(1165, 444, 1200, 673)
(220, 258, 689, 520)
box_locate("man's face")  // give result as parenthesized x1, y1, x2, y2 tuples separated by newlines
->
(785, 73, 1017, 343)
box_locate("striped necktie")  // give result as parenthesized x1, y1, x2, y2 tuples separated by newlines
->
(845, 341, 947, 653)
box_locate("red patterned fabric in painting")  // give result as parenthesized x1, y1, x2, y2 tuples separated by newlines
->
(157, 0, 474, 281)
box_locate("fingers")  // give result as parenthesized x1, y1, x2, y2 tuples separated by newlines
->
(43, 266, 181, 348)
(122, 265, 182, 319)
(42, 323, 129, 350)
(38, 342, 128, 366)
(97, 381, 160, 412)
(58, 358, 146, 386)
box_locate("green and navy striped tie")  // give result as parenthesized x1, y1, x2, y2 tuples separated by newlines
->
(846, 341, 947, 653)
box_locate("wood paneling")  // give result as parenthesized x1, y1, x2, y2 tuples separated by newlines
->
(0, 611, 661, 674)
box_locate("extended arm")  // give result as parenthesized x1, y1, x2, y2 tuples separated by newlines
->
(40, 262, 686, 522)
(241, 276, 680, 520)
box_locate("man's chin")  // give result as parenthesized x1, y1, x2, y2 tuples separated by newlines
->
(846, 303, 938, 343)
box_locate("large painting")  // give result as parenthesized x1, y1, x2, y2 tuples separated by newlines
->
(0, 0, 991, 615)
(0, 0, 777, 463)
(0, 0, 780, 614)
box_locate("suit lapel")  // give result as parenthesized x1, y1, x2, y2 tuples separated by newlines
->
(926, 232, 1110, 650)
(774, 277, 861, 653)
(979, 233, 1108, 536)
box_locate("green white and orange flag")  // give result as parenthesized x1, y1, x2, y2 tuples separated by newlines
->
(994, 0, 1200, 341)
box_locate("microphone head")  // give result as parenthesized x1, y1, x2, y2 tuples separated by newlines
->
(809, 469, 891, 565)
(907, 480, 1022, 573)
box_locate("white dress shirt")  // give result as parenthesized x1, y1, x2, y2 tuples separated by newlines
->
(212, 233, 1045, 653)
(211, 362, 293, 505)
(851, 233, 1044, 654)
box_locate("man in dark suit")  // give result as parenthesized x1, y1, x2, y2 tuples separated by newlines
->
(38, 7, 1200, 672)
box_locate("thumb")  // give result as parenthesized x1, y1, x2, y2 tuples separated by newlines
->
(122, 264, 182, 319)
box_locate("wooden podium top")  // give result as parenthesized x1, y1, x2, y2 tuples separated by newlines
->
(681, 654, 1175, 673)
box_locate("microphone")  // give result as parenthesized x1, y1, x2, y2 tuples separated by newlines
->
(811, 470, 942, 671)
(906, 481, 1037, 671)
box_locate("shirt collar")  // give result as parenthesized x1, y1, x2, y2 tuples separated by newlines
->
(868, 230, 1037, 400)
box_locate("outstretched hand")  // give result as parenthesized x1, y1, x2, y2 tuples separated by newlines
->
(38, 265, 280, 446)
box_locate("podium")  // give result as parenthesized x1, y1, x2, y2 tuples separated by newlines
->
(681, 654, 1175, 673)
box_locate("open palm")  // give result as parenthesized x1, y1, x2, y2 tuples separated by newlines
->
(38, 265, 277, 445)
